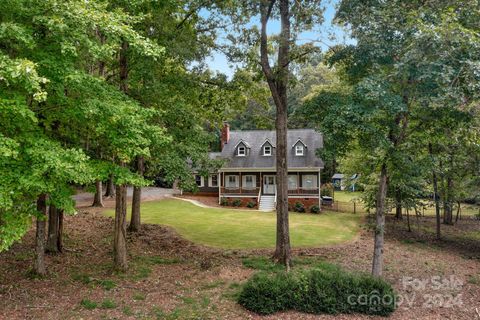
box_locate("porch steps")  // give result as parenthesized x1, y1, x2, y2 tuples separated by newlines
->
(259, 195, 275, 211)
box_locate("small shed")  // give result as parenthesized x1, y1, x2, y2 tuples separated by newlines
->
(332, 173, 345, 190)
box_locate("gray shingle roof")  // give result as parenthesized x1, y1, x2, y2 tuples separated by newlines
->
(216, 129, 324, 169)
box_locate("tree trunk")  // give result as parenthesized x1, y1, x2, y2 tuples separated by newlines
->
(34, 194, 48, 276)
(395, 189, 402, 220)
(92, 180, 104, 207)
(259, 0, 291, 270)
(443, 176, 453, 225)
(114, 184, 128, 271)
(105, 174, 115, 198)
(129, 156, 144, 232)
(46, 205, 59, 254)
(272, 86, 291, 269)
(57, 210, 64, 253)
(372, 163, 387, 277)
(429, 143, 441, 240)
(119, 41, 129, 93)
(406, 208, 411, 232)
(455, 201, 461, 223)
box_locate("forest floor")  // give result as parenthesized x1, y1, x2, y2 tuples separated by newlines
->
(0, 197, 479, 319)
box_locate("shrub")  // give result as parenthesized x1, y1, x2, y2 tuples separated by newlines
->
(232, 199, 242, 207)
(220, 198, 229, 206)
(238, 272, 297, 315)
(246, 201, 256, 208)
(238, 264, 396, 317)
(320, 183, 333, 197)
(294, 202, 305, 213)
(310, 205, 320, 214)
(475, 212, 480, 221)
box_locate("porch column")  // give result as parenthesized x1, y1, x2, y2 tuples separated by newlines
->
(260, 172, 262, 195)
(318, 170, 321, 211)
(297, 172, 300, 195)
(239, 172, 242, 194)
(218, 172, 221, 204)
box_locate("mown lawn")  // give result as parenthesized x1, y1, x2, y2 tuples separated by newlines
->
(104, 198, 361, 249)
(333, 191, 363, 202)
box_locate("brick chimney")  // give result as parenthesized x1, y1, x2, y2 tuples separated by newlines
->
(220, 122, 230, 150)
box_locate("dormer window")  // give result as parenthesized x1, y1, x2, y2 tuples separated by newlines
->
(263, 145, 272, 156)
(295, 145, 304, 156)
(238, 146, 246, 156)
(293, 138, 306, 156)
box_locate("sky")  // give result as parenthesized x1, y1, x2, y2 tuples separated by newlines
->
(204, 1, 353, 78)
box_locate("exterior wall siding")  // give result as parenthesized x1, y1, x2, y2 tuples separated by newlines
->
(192, 171, 321, 200)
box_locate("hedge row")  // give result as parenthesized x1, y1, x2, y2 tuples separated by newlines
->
(238, 264, 396, 316)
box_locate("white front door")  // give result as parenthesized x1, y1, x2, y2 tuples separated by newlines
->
(263, 175, 276, 194)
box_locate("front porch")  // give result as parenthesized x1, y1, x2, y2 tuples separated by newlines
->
(218, 171, 320, 198)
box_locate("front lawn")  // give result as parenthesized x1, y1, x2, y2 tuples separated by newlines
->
(104, 198, 361, 249)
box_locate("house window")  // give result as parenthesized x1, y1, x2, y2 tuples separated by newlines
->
(288, 175, 298, 190)
(242, 175, 256, 189)
(302, 174, 317, 189)
(238, 146, 246, 156)
(226, 175, 239, 188)
(195, 175, 204, 187)
(263, 145, 272, 156)
(209, 175, 218, 187)
(295, 145, 304, 156)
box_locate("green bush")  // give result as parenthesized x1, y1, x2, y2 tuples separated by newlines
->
(232, 199, 242, 207)
(220, 198, 229, 206)
(310, 205, 320, 214)
(238, 264, 396, 316)
(246, 201, 256, 208)
(320, 183, 333, 197)
(294, 202, 305, 213)
(238, 272, 297, 315)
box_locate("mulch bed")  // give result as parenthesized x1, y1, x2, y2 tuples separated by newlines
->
(0, 201, 479, 319)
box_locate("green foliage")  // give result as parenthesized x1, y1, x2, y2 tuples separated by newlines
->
(310, 205, 320, 214)
(80, 299, 97, 310)
(294, 202, 305, 213)
(320, 184, 333, 197)
(100, 298, 117, 309)
(238, 272, 297, 315)
(220, 198, 229, 206)
(246, 201, 256, 208)
(242, 257, 283, 272)
(238, 264, 396, 316)
(232, 199, 242, 207)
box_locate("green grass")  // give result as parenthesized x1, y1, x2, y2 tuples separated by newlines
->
(333, 191, 363, 202)
(100, 298, 117, 309)
(80, 299, 97, 310)
(104, 198, 361, 249)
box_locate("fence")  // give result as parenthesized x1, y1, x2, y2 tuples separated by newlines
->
(321, 200, 369, 214)
(322, 200, 480, 218)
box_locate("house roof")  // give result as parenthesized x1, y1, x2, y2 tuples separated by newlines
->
(332, 173, 344, 179)
(214, 129, 324, 169)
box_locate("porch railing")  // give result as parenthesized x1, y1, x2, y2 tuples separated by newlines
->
(288, 188, 319, 195)
(220, 187, 319, 196)
(221, 187, 260, 195)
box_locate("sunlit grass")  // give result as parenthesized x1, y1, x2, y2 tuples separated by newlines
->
(104, 199, 361, 249)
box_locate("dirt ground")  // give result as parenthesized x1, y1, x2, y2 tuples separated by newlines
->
(0, 196, 479, 319)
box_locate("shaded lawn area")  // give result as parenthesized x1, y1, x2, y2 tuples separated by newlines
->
(104, 198, 361, 249)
